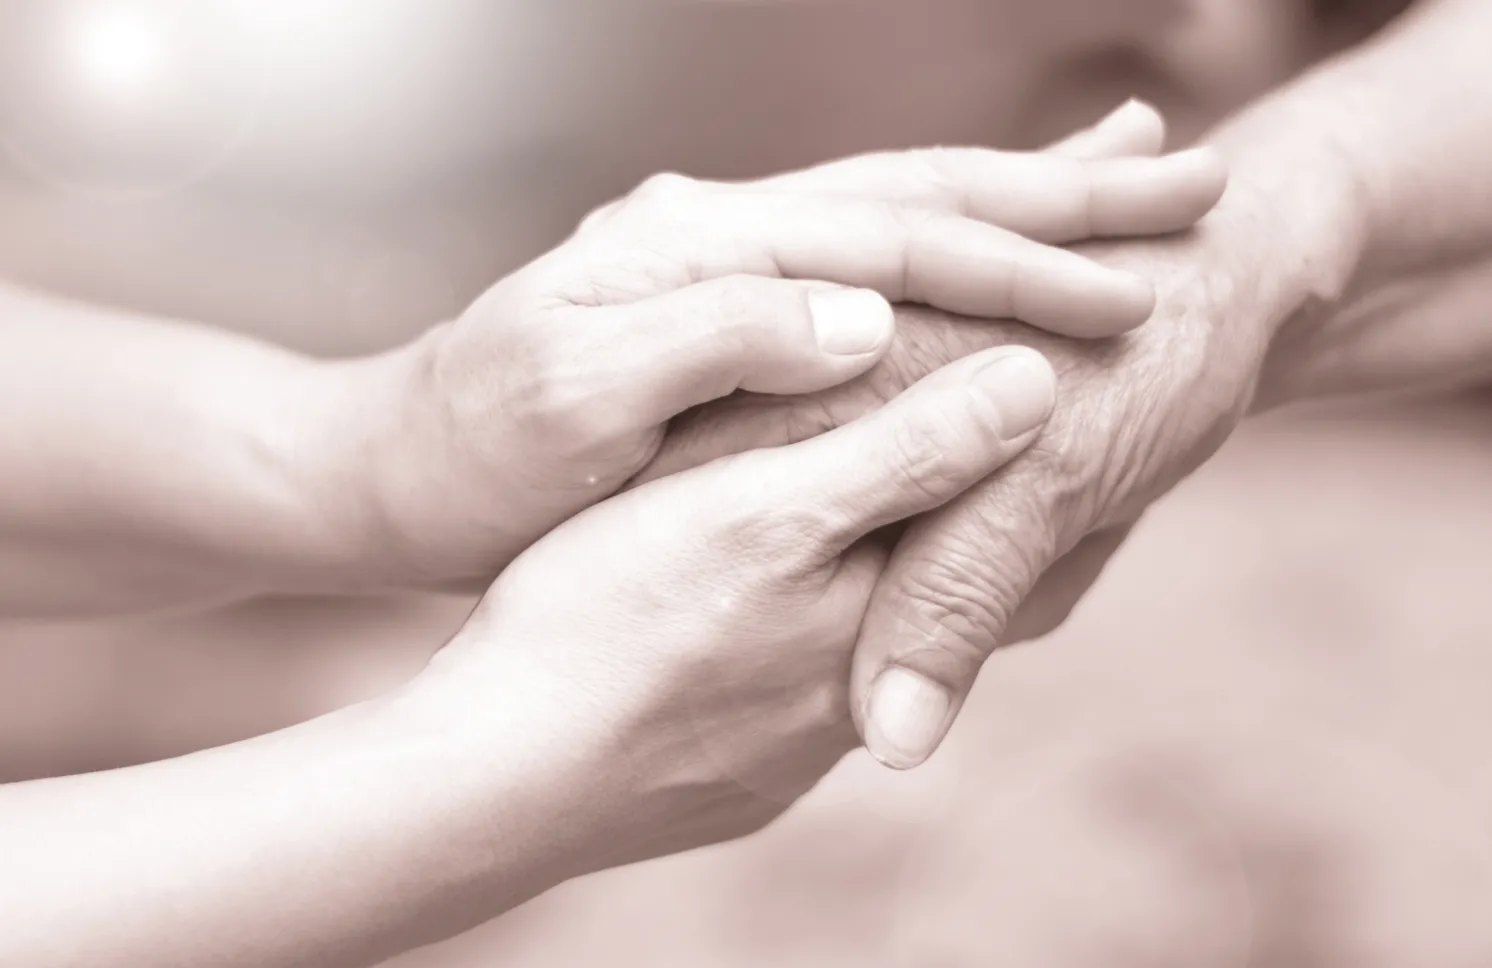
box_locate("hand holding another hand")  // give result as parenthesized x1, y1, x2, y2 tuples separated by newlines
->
(330, 102, 1224, 590)
(418, 344, 1057, 863)
(648, 149, 1287, 771)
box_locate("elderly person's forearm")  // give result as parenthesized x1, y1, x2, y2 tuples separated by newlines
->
(1198, 0, 1492, 406)
(1213, 0, 1492, 276)
(1258, 251, 1492, 404)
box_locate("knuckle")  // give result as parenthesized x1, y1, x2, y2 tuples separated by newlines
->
(581, 245, 690, 304)
(576, 199, 622, 235)
(629, 171, 701, 207)
(1034, 297, 1253, 532)
(906, 146, 971, 214)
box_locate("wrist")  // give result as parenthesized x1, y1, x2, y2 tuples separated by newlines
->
(311, 323, 531, 592)
(1201, 107, 1371, 410)
(234, 350, 411, 593)
(390, 642, 630, 883)
(279, 327, 485, 592)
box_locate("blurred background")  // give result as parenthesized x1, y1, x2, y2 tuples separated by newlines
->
(8, 1, 1492, 965)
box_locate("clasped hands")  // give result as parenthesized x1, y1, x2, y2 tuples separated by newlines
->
(325, 101, 1279, 870)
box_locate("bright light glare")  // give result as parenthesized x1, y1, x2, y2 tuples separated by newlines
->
(67, 6, 167, 99)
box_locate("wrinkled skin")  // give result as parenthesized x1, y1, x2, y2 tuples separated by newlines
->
(640, 200, 1281, 685)
(427, 344, 1056, 868)
(355, 126, 1220, 592)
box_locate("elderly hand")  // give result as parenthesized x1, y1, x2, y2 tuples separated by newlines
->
(417, 344, 1057, 863)
(641, 131, 1279, 771)
(333, 102, 1224, 589)
(842, 215, 1281, 768)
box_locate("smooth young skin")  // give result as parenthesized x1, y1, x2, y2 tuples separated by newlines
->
(0, 109, 1226, 616)
(645, 0, 1492, 769)
(0, 344, 1057, 968)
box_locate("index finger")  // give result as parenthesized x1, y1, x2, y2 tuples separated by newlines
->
(735, 146, 1226, 244)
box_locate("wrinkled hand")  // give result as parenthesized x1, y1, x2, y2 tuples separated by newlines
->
(422, 345, 1057, 865)
(846, 218, 1279, 768)
(642, 180, 1279, 771)
(342, 102, 1223, 589)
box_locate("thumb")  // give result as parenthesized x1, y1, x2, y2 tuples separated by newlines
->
(575, 276, 895, 431)
(849, 459, 1068, 770)
(746, 346, 1058, 562)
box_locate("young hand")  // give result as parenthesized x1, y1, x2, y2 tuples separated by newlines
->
(415, 344, 1059, 864)
(328, 104, 1224, 588)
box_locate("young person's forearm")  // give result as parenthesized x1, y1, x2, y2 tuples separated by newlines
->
(0, 282, 397, 616)
(0, 672, 600, 968)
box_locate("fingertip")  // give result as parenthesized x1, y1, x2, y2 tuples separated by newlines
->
(862, 665, 953, 770)
(1136, 148, 1229, 229)
(1051, 97, 1167, 160)
(969, 347, 1058, 439)
(1167, 146, 1229, 204)
(729, 281, 895, 397)
(1014, 255, 1156, 338)
(1110, 270, 1159, 330)
(1088, 145, 1229, 237)
(1064, 265, 1158, 337)
(977, 343, 1056, 380)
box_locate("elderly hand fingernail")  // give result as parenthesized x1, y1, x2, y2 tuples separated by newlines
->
(865, 667, 951, 769)
(810, 288, 894, 356)
(972, 351, 1057, 440)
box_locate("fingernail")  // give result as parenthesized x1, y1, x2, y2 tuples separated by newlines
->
(971, 351, 1056, 441)
(865, 667, 952, 770)
(810, 288, 894, 356)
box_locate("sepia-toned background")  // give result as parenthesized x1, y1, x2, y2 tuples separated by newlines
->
(9, 2, 1492, 965)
